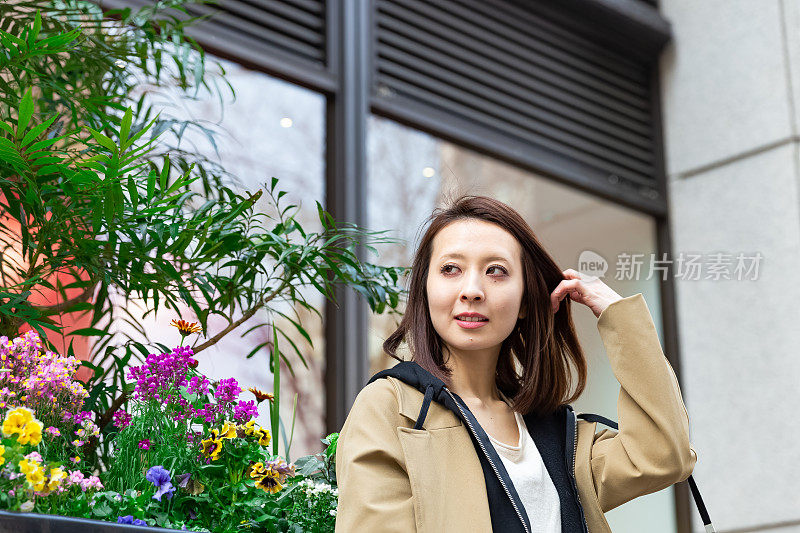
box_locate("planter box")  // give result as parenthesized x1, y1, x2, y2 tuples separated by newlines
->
(0, 510, 179, 532)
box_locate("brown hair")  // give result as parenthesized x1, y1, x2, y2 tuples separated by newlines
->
(383, 195, 587, 416)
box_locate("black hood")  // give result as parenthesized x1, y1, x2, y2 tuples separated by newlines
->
(367, 360, 589, 533)
(367, 360, 459, 429)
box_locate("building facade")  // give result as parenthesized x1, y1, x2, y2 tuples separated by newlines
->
(99, 1, 730, 531)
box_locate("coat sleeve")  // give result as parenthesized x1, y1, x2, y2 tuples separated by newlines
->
(588, 293, 698, 512)
(334, 378, 416, 532)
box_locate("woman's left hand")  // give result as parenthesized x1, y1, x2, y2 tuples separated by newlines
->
(551, 269, 624, 318)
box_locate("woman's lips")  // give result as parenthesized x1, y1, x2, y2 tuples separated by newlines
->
(455, 318, 489, 329)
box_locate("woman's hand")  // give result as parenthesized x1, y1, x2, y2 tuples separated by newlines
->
(550, 268, 623, 318)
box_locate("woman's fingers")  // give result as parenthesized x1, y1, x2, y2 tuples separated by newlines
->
(551, 269, 624, 317)
(551, 278, 584, 312)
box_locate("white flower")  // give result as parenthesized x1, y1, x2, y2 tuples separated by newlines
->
(329, 509, 337, 516)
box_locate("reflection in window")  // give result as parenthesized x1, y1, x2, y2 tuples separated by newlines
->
(366, 115, 675, 532)
(118, 56, 326, 460)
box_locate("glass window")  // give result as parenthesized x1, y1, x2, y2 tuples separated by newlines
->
(118, 56, 326, 460)
(366, 115, 674, 531)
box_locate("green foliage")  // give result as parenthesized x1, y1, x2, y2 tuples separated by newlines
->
(0, 4, 405, 527)
(0, 0, 408, 453)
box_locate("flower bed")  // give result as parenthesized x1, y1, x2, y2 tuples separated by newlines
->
(0, 330, 339, 532)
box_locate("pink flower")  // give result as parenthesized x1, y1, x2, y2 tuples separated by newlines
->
(68, 470, 84, 484)
(81, 475, 103, 491)
(138, 439, 151, 450)
(24, 451, 42, 463)
(113, 409, 132, 429)
(45, 426, 60, 437)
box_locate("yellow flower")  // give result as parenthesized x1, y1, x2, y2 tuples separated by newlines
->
(18, 419, 42, 446)
(2, 406, 33, 437)
(0, 444, 5, 466)
(25, 465, 45, 491)
(243, 420, 257, 436)
(218, 422, 237, 440)
(18, 458, 37, 475)
(170, 319, 202, 336)
(46, 467, 66, 492)
(253, 470, 282, 494)
(255, 428, 271, 447)
(200, 436, 223, 461)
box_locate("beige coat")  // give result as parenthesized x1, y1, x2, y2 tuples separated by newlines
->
(335, 293, 698, 532)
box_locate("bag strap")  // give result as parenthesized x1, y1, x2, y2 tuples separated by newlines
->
(577, 413, 715, 533)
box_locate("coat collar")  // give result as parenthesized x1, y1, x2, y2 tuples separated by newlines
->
(368, 360, 589, 532)
(390, 376, 463, 429)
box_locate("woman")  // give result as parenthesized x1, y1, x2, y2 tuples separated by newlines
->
(334, 195, 697, 532)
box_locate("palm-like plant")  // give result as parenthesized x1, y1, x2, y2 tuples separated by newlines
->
(0, 0, 407, 460)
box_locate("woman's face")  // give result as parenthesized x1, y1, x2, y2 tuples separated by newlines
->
(426, 218, 526, 359)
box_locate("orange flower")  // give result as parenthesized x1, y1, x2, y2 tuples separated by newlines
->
(248, 387, 274, 404)
(170, 319, 202, 336)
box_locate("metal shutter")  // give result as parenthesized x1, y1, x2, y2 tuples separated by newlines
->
(373, 0, 660, 201)
(98, 0, 327, 69)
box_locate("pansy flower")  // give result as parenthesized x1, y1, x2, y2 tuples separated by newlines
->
(2, 406, 33, 437)
(145, 465, 175, 501)
(200, 435, 223, 461)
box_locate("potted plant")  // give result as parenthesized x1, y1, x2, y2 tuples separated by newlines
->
(0, 1, 406, 530)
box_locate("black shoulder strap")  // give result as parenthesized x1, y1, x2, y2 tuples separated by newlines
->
(576, 413, 715, 533)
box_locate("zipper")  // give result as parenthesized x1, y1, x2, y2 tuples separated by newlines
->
(571, 410, 590, 533)
(444, 386, 530, 533)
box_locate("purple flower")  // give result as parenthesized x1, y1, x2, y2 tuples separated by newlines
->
(191, 403, 218, 425)
(146, 466, 175, 501)
(175, 472, 191, 488)
(187, 376, 210, 396)
(232, 400, 258, 422)
(127, 346, 195, 404)
(113, 409, 132, 429)
(214, 378, 241, 405)
(74, 411, 93, 424)
(138, 439, 150, 450)
(117, 515, 147, 526)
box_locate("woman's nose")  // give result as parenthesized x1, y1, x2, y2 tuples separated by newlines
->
(459, 273, 484, 301)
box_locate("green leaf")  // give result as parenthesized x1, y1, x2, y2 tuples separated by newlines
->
(27, 11, 41, 47)
(147, 169, 156, 201)
(87, 128, 117, 153)
(16, 88, 34, 137)
(20, 114, 57, 148)
(26, 134, 65, 154)
(159, 154, 170, 189)
(70, 327, 110, 337)
(119, 107, 132, 147)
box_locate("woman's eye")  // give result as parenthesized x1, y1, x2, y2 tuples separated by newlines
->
(440, 264, 507, 276)
(488, 265, 508, 276)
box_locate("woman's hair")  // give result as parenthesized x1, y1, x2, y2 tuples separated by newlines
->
(383, 195, 587, 416)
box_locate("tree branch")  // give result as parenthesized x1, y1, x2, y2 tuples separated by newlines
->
(192, 301, 263, 354)
(193, 277, 292, 354)
(32, 281, 98, 314)
(97, 277, 294, 430)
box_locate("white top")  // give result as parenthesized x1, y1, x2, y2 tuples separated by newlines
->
(487, 393, 561, 533)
